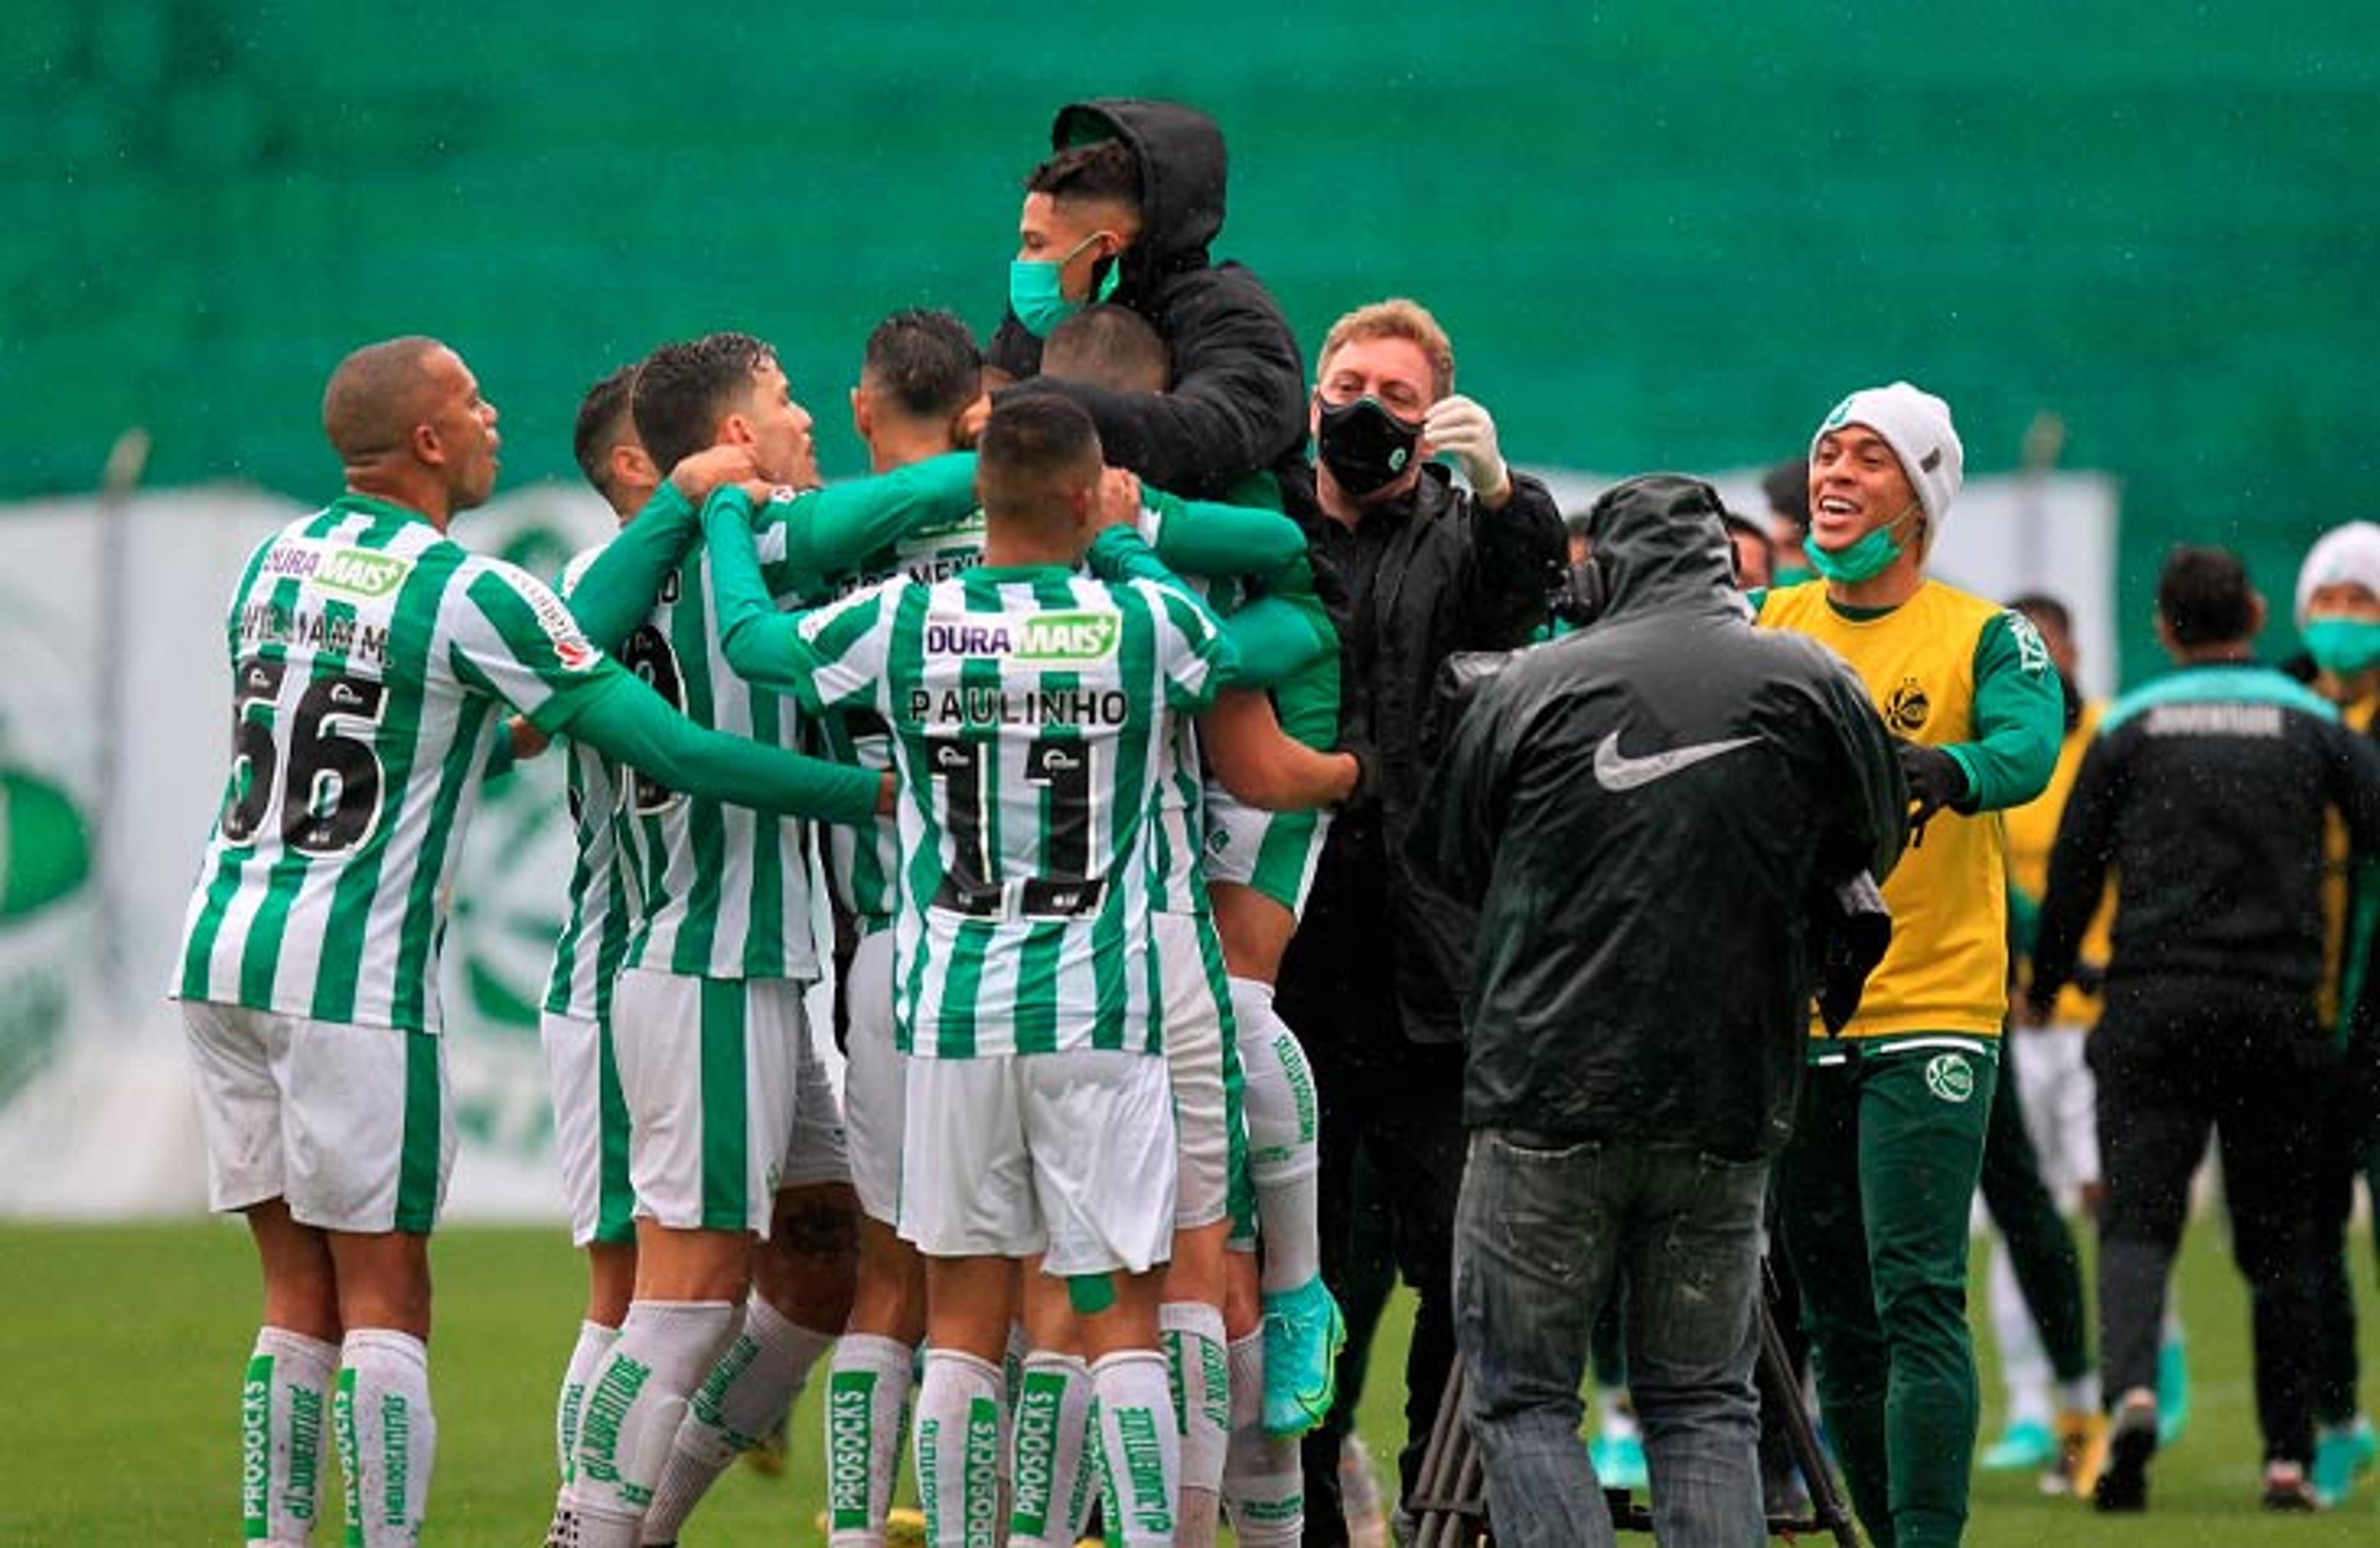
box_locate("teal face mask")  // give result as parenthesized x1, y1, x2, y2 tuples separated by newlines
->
(1805, 504, 1921, 586)
(2304, 616, 2380, 674)
(1008, 232, 1121, 339)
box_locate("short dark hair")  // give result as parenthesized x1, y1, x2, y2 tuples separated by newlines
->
(2157, 545, 2257, 648)
(977, 395, 1101, 530)
(1041, 304, 1169, 394)
(1761, 457, 1810, 533)
(862, 309, 982, 421)
(633, 332, 775, 472)
(573, 362, 641, 496)
(1025, 138, 1141, 210)
(322, 335, 443, 461)
(2006, 591, 2073, 636)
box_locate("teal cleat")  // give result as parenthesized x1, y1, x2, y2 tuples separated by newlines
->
(1259, 1275, 1347, 1438)
(2312, 1415, 2376, 1507)
(1590, 1431, 1649, 1492)
(2156, 1333, 2190, 1446)
(1980, 1418, 2056, 1472)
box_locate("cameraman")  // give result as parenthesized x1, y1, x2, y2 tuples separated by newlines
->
(1411, 475, 1906, 1546)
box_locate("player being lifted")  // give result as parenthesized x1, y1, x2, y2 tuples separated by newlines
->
(547, 332, 984, 1548)
(697, 394, 1355, 1548)
(172, 336, 885, 1548)
(1031, 307, 1349, 1547)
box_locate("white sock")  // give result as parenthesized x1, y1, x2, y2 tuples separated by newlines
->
(1095, 1350, 1181, 1548)
(640, 1297, 835, 1542)
(1163, 1301, 1229, 1545)
(560, 1300, 739, 1544)
(558, 1321, 620, 1482)
(1985, 1238, 2053, 1428)
(244, 1327, 337, 1546)
(1231, 978, 1323, 1295)
(826, 1332, 917, 1548)
(1221, 1329, 1302, 1546)
(1008, 1352, 1098, 1547)
(914, 1348, 1007, 1548)
(332, 1329, 434, 1548)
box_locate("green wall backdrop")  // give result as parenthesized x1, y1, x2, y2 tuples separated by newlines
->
(8, 2, 2378, 677)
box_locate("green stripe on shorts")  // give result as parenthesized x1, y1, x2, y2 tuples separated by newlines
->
(595, 1012, 636, 1245)
(699, 977, 750, 1229)
(394, 1029, 441, 1233)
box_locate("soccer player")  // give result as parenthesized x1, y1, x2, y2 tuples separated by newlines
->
(699, 394, 1354, 1548)
(2030, 545, 2380, 1512)
(1755, 382, 2062, 1548)
(1041, 306, 1348, 1546)
(173, 336, 885, 1548)
(550, 332, 984, 1548)
(539, 364, 659, 1483)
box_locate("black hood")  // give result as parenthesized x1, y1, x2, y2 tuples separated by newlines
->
(1051, 98, 1225, 284)
(1584, 473, 1739, 618)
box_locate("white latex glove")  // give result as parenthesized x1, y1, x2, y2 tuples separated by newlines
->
(1423, 394, 1510, 504)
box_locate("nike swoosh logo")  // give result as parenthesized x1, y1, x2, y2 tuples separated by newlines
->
(1592, 731, 1760, 791)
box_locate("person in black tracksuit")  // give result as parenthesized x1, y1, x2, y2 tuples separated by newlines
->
(1266, 297, 1565, 1542)
(1408, 473, 1906, 1547)
(987, 97, 1308, 504)
(2029, 545, 2380, 1513)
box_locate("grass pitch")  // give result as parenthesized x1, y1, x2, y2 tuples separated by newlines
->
(1, 1220, 2371, 1544)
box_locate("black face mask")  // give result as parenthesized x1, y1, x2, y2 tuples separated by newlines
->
(1316, 396, 1424, 498)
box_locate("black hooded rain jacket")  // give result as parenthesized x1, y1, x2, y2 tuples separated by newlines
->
(1409, 475, 1906, 1158)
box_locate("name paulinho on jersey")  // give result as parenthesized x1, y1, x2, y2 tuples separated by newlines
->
(794, 564, 1227, 1062)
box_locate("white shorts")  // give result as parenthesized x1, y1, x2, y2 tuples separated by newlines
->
(2013, 1022, 2099, 1203)
(1202, 789, 1330, 918)
(610, 970, 847, 1235)
(182, 1000, 454, 1234)
(1157, 912, 1231, 1232)
(540, 1009, 635, 1248)
(899, 1050, 1176, 1277)
(842, 926, 905, 1226)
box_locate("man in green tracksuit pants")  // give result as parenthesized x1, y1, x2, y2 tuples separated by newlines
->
(1755, 383, 2063, 1546)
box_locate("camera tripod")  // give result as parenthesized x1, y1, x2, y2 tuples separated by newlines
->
(1406, 1281, 1864, 1546)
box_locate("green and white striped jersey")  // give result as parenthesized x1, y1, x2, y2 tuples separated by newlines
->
(803, 508, 990, 923)
(542, 547, 636, 1023)
(176, 496, 615, 1034)
(610, 531, 816, 982)
(609, 459, 985, 980)
(780, 565, 1232, 1059)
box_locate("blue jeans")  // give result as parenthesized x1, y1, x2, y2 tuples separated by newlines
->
(1453, 1129, 1769, 1548)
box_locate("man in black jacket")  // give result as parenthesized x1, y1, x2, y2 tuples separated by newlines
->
(1269, 297, 1567, 1540)
(2029, 545, 2380, 1513)
(1410, 473, 1905, 1547)
(987, 98, 1308, 504)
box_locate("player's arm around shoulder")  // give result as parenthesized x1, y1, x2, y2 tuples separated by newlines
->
(1944, 605, 2065, 813)
(757, 451, 979, 583)
(455, 552, 881, 825)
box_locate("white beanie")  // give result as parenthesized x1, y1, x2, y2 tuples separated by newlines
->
(1811, 382, 1964, 530)
(2294, 521, 2380, 625)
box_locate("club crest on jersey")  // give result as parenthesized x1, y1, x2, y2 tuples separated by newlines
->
(1885, 676, 1931, 734)
(924, 609, 1121, 663)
